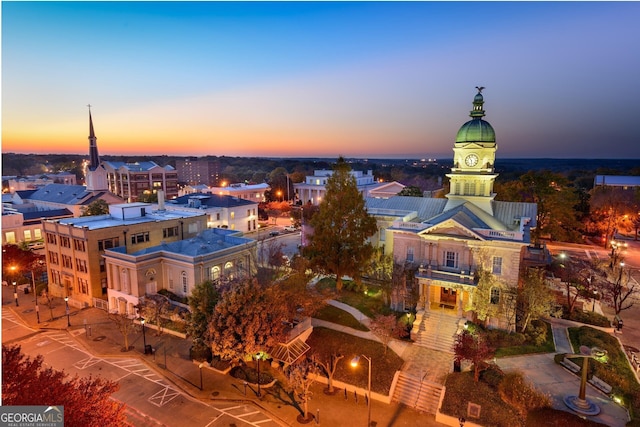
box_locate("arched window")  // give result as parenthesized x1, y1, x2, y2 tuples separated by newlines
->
(490, 287, 500, 305)
(224, 262, 233, 280)
(211, 266, 220, 281)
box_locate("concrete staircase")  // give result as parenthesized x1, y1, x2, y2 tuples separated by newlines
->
(392, 372, 443, 414)
(411, 309, 460, 353)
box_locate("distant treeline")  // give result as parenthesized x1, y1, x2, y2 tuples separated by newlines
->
(2, 153, 639, 191)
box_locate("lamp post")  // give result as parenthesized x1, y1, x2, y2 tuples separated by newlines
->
(351, 354, 372, 427)
(31, 270, 40, 323)
(140, 318, 147, 353)
(199, 363, 204, 390)
(13, 281, 19, 307)
(64, 296, 70, 327)
(255, 352, 262, 397)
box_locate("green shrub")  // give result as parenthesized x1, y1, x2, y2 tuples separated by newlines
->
(569, 310, 611, 327)
(525, 320, 548, 346)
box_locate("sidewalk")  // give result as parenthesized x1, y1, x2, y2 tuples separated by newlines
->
(496, 317, 630, 427)
(2, 285, 444, 427)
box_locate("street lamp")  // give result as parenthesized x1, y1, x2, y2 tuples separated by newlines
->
(351, 354, 372, 427)
(255, 352, 263, 397)
(31, 270, 40, 323)
(64, 296, 70, 327)
(199, 363, 204, 390)
(140, 318, 147, 353)
(12, 281, 19, 307)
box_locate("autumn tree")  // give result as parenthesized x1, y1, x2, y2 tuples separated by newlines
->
(273, 261, 327, 323)
(589, 186, 640, 247)
(599, 261, 637, 315)
(303, 157, 378, 291)
(310, 352, 344, 394)
(137, 294, 170, 336)
(2, 244, 41, 285)
(469, 269, 510, 328)
(2, 345, 131, 427)
(186, 281, 220, 359)
(81, 199, 110, 216)
(518, 268, 555, 333)
(108, 312, 137, 352)
(453, 329, 495, 383)
(208, 278, 289, 363)
(397, 186, 423, 197)
(554, 254, 595, 315)
(369, 314, 399, 355)
(495, 171, 582, 243)
(288, 360, 319, 422)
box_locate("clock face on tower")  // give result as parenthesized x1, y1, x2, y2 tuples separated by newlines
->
(465, 154, 479, 167)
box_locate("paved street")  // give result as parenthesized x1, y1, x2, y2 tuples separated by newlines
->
(1, 284, 444, 427)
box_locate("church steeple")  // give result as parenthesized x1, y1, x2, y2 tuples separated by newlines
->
(88, 105, 100, 171)
(85, 105, 108, 192)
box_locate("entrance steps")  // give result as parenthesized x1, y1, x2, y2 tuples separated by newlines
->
(392, 371, 443, 414)
(411, 309, 459, 353)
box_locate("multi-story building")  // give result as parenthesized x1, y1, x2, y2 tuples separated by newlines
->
(102, 161, 179, 202)
(163, 192, 260, 233)
(42, 202, 207, 308)
(369, 88, 538, 331)
(294, 169, 404, 205)
(175, 157, 221, 186)
(4, 172, 77, 192)
(103, 227, 257, 316)
(179, 182, 270, 203)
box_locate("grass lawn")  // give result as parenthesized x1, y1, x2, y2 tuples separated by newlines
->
(494, 321, 555, 357)
(305, 327, 403, 395)
(313, 305, 369, 331)
(315, 276, 393, 318)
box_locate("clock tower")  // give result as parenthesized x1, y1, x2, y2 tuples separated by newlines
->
(445, 87, 499, 215)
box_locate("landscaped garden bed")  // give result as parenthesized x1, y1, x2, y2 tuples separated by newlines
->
(305, 327, 403, 395)
(566, 325, 640, 422)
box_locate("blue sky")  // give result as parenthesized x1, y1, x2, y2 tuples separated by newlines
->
(2, 1, 640, 159)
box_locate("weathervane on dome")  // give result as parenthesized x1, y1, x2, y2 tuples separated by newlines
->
(475, 86, 485, 94)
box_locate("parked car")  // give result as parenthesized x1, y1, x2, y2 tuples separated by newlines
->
(283, 225, 298, 232)
(269, 230, 280, 237)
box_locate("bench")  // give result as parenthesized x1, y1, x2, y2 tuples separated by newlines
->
(439, 303, 455, 310)
(588, 375, 612, 394)
(560, 358, 581, 374)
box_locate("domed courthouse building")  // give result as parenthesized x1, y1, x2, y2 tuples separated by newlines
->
(366, 88, 538, 334)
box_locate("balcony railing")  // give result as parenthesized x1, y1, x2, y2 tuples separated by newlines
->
(416, 265, 477, 286)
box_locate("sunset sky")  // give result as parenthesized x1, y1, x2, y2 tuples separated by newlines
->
(2, 2, 640, 159)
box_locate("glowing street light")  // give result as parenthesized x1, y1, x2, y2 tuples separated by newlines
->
(351, 355, 372, 427)
(64, 296, 71, 327)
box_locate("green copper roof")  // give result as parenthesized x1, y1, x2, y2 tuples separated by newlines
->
(455, 87, 496, 144)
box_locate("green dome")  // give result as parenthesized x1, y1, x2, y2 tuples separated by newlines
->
(456, 119, 495, 143)
(455, 87, 495, 143)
